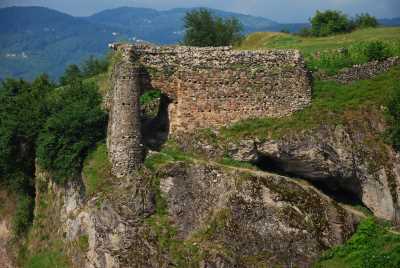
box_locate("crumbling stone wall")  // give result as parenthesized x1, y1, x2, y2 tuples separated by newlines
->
(107, 56, 145, 177)
(111, 44, 312, 133)
(315, 56, 400, 83)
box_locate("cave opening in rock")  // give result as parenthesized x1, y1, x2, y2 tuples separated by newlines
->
(254, 154, 368, 208)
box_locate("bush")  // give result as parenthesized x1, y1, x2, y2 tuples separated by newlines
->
(354, 13, 379, 29)
(364, 41, 390, 61)
(307, 41, 397, 74)
(183, 8, 243, 47)
(36, 81, 107, 183)
(310, 10, 351, 37)
(12, 195, 34, 236)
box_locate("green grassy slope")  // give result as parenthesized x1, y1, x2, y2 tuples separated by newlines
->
(238, 27, 400, 75)
(238, 27, 400, 53)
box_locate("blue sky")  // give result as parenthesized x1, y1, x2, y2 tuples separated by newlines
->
(1, 0, 399, 22)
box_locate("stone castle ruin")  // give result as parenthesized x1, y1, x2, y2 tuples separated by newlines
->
(107, 43, 312, 177)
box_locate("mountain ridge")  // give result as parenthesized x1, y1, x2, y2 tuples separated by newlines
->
(1, 6, 399, 81)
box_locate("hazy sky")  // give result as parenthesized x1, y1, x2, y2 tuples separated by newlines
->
(1, 0, 399, 22)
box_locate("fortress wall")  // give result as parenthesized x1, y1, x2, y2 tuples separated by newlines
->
(112, 44, 312, 132)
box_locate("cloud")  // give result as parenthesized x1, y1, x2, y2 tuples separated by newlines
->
(1, 0, 399, 22)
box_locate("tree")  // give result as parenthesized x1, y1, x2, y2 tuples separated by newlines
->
(36, 80, 107, 182)
(310, 10, 351, 37)
(82, 56, 109, 77)
(59, 64, 82, 86)
(354, 13, 379, 29)
(183, 9, 243, 47)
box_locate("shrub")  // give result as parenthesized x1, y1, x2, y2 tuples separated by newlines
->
(354, 13, 379, 29)
(36, 81, 107, 183)
(310, 10, 351, 37)
(183, 8, 243, 47)
(364, 41, 390, 61)
(12, 195, 34, 236)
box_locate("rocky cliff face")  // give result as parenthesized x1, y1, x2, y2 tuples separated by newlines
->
(32, 157, 361, 267)
(227, 110, 400, 222)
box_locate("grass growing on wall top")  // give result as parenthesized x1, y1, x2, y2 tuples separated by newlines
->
(221, 66, 400, 140)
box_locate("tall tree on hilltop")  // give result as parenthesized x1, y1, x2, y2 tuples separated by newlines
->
(183, 9, 243, 47)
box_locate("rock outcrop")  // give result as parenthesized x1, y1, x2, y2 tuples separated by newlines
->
(228, 111, 400, 222)
(33, 158, 361, 268)
(159, 162, 359, 267)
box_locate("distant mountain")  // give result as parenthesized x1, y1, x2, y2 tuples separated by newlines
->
(86, 7, 279, 44)
(379, 17, 400, 27)
(0, 6, 399, 81)
(0, 6, 128, 80)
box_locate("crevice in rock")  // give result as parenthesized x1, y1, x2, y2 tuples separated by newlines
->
(254, 154, 367, 208)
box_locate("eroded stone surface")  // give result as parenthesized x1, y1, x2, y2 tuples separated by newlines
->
(228, 119, 400, 222)
(158, 162, 358, 267)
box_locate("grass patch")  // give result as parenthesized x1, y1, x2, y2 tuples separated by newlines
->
(82, 143, 112, 196)
(24, 250, 69, 268)
(221, 66, 400, 140)
(77, 235, 89, 252)
(218, 157, 258, 170)
(238, 28, 400, 75)
(145, 142, 193, 171)
(314, 217, 400, 268)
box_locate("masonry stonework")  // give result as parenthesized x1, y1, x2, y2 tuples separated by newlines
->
(112, 44, 312, 133)
(107, 56, 145, 177)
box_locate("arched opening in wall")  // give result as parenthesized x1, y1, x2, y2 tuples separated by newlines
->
(139, 69, 172, 150)
(254, 154, 369, 209)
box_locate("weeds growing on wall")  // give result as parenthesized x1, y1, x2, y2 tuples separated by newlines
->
(307, 40, 400, 74)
